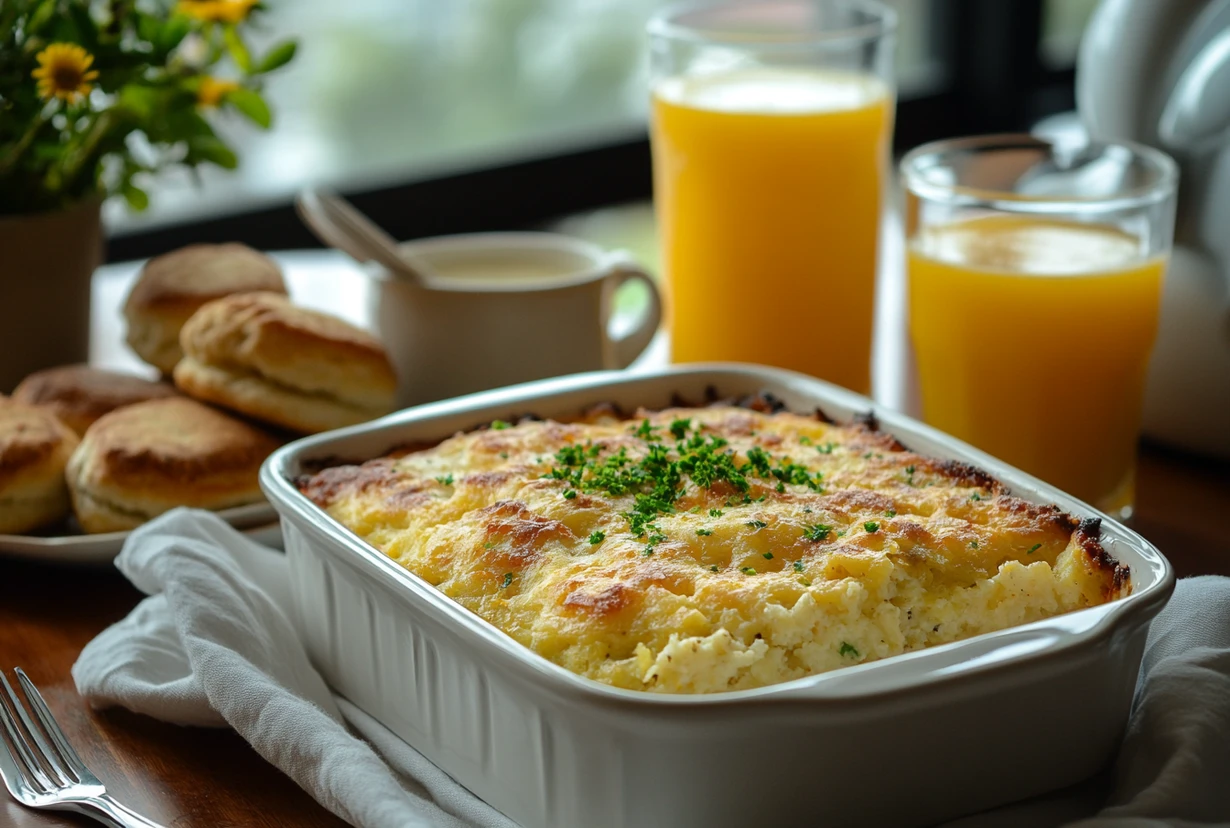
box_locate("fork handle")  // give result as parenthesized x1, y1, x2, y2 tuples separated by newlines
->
(58, 796, 167, 828)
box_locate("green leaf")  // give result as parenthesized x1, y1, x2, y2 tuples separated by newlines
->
(187, 135, 238, 169)
(254, 39, 297, 74)
(225, 87, 271, 128)
(27, 0, 58, 34)
(223, 25, 252, 72)
(31, 142, 63, 162)
(137, 14, 161, 43)
(122, 182, 149, 211)
(116, 84, 158, 122)
(158, 15, 193, 53)
(64, 3, 98, 50)
(165, 108, 217, 140)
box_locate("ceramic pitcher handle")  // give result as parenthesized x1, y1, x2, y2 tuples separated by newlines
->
(605, 256, 663, 369)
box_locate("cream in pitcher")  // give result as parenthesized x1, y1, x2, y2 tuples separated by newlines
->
(371, 233, 662, 407)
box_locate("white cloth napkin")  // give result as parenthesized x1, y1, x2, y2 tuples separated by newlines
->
(72, 509, 1230, 828)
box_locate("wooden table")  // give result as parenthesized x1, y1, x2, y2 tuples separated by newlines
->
(3, 253, 1230, 828)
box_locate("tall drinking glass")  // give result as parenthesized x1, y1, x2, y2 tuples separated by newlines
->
(902, 135, 1178, 519)
(649, 0, 896, 395)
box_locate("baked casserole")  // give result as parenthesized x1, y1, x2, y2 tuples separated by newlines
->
(298, 394, 1130, 694)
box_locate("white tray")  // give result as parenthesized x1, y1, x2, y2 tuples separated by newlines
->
(0, 502, 281, 564)
(262, 365, 1174, 828)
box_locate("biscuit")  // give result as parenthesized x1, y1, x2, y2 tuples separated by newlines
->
(123, 243, 287, 374)
(0, 400, 79, 534)
(174, 292, 397, 434)
(12, 364, 178, 436)
(66, 397, 279, 533)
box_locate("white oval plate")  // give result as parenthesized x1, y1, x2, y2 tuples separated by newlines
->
(0, 502, 282, 565)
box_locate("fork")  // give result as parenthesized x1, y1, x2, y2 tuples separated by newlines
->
(0, 668, 165, 827)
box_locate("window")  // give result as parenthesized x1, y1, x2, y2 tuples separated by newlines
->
(107, 0, 1088, 261)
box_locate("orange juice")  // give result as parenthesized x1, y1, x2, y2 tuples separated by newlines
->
(908, 215, 1166, 511)
(652, 69, 893, 394)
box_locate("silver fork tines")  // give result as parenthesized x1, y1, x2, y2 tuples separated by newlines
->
(0, 668, 165, 828)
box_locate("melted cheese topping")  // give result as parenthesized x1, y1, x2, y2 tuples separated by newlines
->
(300, 406, 1128, 693)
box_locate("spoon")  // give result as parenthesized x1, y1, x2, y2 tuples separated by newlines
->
(295, 188, 433, 285)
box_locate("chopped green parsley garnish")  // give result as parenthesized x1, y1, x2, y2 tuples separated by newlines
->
(499, 452, 509, 459)
(491, 420, 510, 430)
(799, 578, 812, 586)
(435, 474, 454, 486)
(762, 552, 774, 560)
(885, 509, 896, 517)
(483, 542, 496, 549)
(709, 565, 719, 572)
(500, 573, 513, 588)
(745, 446, 772, 477)
(799, 436, 813, 445)
(669, 418, 692, 440)
(746, 519, 767, 529)
(863, 452, 873, 459)
(588, 530, 605, 545)
(816, 442, 836, 454)
(563, 489, 577, 499)
(803, 523, 832, 542)
(839, 642, 859, 658)
(970, 492, 982, 501)
(740, 566, 757, 575)
(696, 528, 713, 536)
(1027, 543, 1042, 554)
(864, 521, 880, 533)
(536, 420, 838, 542)
(970, 540, 979, 549)
(770, 460, 822, 491)
(793, 561, 805, 572)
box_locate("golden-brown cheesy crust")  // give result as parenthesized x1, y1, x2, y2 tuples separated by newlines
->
(299, 402, 1129, 693)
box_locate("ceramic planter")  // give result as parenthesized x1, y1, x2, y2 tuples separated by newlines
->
(0, 199, 102, 391)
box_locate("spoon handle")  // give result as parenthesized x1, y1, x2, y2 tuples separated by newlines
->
(296, 188, 426, 284)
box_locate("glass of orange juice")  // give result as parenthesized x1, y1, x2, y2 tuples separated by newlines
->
(649, 0, 896, 395)
(902, 134, 1178, 519)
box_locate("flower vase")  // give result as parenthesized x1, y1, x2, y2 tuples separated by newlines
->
(0, 199, 102, 392)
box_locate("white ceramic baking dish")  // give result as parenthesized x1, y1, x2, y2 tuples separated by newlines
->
(261, 364, 1174, 828)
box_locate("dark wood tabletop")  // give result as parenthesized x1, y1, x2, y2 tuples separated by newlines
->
(3, 255, 1230, 828)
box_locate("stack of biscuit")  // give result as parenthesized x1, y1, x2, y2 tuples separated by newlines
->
(0, 399, 80, 534)
(124, 243, 289, 375)
(0, 242, 399, 536)
(13, 365, 179, 436)
(174, 291, 398, 433)
(67, 397, 280, 533)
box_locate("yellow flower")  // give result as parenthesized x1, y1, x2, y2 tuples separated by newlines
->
(197, 76, 240, 108)
(175, 0, 258, 24)
(32, 43, 99, 104)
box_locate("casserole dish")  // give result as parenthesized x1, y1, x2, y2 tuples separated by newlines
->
(261, 365, 1174, 828)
